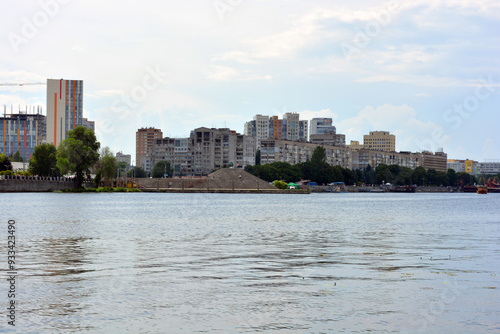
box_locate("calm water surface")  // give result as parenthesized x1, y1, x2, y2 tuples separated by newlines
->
(0, 192, 499, 333)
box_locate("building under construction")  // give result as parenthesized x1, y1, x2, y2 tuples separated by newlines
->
(0, 105, 46, 160)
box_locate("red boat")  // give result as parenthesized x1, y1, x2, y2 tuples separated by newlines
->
(463, 185, 477, 193)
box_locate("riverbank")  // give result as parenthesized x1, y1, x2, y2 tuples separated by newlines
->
(310, 185, 463, 193)
(140, 188, 309, 194)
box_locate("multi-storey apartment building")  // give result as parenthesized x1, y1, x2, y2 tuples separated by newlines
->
(0, 107, 46, 160)
(136, 127, 163, 168)
(46, 79, 84, 146)
(244, 114, 270, 149)
(354, 150, 420, 170)
(363, 131, 396, 152)
(347, 140, 364, 150)
(310, 131, 345, 147)
(190, 127, 255, 176)
(116, 151, 132, 167)
(310, 118, 336, 136)
(420, 151, 447, 172)
(478, 161, 500, 174)
(245, 113, 308, 149)
(150, 137, 190, 176)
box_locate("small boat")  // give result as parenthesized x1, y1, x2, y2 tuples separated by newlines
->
(463, 185, 477, 193)
(477, 186, 488, 194)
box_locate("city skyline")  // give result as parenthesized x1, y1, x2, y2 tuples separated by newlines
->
(1, 1, 499, 162)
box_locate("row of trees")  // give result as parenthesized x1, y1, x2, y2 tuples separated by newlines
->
(246, 146, 356, 184)
(369, 164, 500, 186)
(246, 146, 497, 186)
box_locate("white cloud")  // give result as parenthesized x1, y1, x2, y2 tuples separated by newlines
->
(336, 104, 449, 152)
(206, 65, 240, 81)
(481, 138, 499, 160)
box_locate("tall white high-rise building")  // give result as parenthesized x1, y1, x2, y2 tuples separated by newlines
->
(46, 79, 84, 146)
(310, 118, 336, 136)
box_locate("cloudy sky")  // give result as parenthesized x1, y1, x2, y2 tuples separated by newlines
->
(1, 0, 499, 163)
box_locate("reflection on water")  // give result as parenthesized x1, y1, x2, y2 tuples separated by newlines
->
(1, 193, 499, 333)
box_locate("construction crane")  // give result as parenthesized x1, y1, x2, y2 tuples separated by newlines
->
(0, 82, 46, 86)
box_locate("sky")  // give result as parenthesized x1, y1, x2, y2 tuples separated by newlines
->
(1, 0, 499, 163)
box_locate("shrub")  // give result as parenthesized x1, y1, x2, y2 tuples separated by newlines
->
(273, 180, 288, 189)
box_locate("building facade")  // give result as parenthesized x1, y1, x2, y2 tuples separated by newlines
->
(310, 132, 345, 147)
(82, 118, 95, 132)
(363, 131, 396, 152)
(116, 151, 132, 167)
(310, 118, 336, 136)
(353, 150, 420, 170)
(0, 107, 46, 160)
(136, 127, 163, 168)
(478, 161, 500, 175)
(189, 127, 255, 176)
(244, 114, 269, 150)
(270, 116, 283, 140)
(347, 140, 364, 150)
(150, 137, 190, 177)
(46, 79, 84, 146)
(419, 151, 447, 172)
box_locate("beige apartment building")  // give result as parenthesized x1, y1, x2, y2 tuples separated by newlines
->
(310, 132, 346, 147)
(363, 131, 395, 152)
(347, 140, 364, 150)
(136, 127, 163, 168)
(420, 151, 447, 172)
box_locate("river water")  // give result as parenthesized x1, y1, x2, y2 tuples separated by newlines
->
(0, 192, 499, 333)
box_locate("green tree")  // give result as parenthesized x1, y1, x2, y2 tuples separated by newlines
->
(364, 165, 376, 185)
(255, 150, 261, 165)
(95, 147, 117, 181)
(29, 143, 59, 176)
(12, 150, 24, 162)
(426, 169, 438, 186)
(309, 146, 330, 184)
(127, 166, 147, 178)
(152, 161, 173, 178)
(456, 172, 472, 186)
(447, 169, 457, 186)
(56, 126, 100, 188)
(245, 162, 302, 183)
(273, 180, 288, 189)
(341, 167, 356, 185)
(412, 167, 427, 186)
(117, 161, 128, 174)
(436, 171, 449, 186)
(0, 154, 13, 171)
